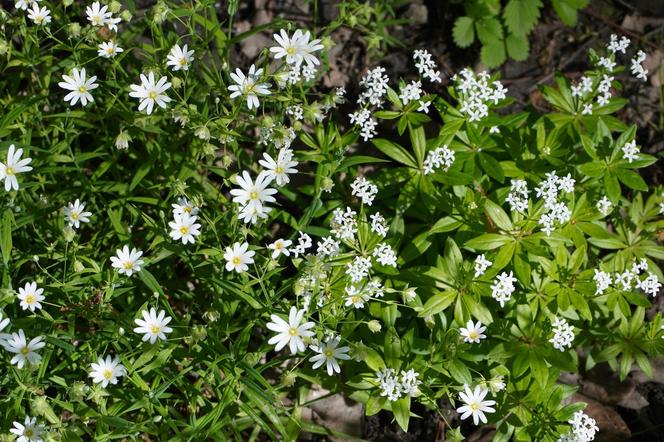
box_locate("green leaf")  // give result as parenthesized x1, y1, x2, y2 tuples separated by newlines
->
(476, 17, 504, 44)
(465, 233, 511, 250)
(552, 0, 588, 26)
(138, 269, 164, 296)
(504, 0, 542, 35)
(480, 38, 507, 68)
(418, 290, 457, 317)
(1, 210, 13, 265)
(604, 173, 621, 202)
(478, 152, 505, 183)
(484, 199, 513, 231)
(453, 16, 475, 48)
(372, 138, 417, 168)
(616, 169, 648, 191)
(410, 125, 426, 167)
(506, 33, 530, 61)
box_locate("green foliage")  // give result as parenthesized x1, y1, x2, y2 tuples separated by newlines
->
(452, 0, 590, 67)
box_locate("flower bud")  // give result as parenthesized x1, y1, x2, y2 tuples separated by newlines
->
(171, 76, 183, 89)
(120, 10, 132, 22)
(109, 1, 121, 13)
(115, 131, 131, 150)
(67, 23, 82, 38)
(367, 320, 382, 333)
(195, 126, 210, 140)
(403, 287, 417, 303)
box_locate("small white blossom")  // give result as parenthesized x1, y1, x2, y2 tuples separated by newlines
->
(266, 306, 315, 354)
(596, 196, 612, 216)
(64, 199, 92, 228)
(490, 271, 517, 307)
(129, 72, 172, 115)
(110, 246, 144, 276)
(637, 273, 661, 297)
(223, 242, 255, 273)
(346, 256, 372, 283)
(350, 176, 378, 205)
(98, 41, 123, 58)
(373, 243, 397, 267)
(607, 34, 630, 54)
(593, 269, 612, 295)
(291, 232, 312, 258)
(228, 64, 271, 110)
(631, 50, 648, 81)
(168, 212, 201, 244)
(309, 336, 351, 376)
(456, 385, 496, 425)
(0, 329, 45, 368)
(459, 320, 486, 343)
(166, 44, 194, 71)
(17, 282, 44, 312)
(10, 416, 44, 442)
(89, 355, 126, 387)
(370, 212, 388, 237)
(621, 140, 639, 163)
(133, 308, 173, 344)
(423, 145, 455, 175)
(474, 254, 492, 277)
(549, 317, 575, 351)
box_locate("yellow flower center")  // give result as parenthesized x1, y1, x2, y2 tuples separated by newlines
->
(470, 402, 480, 411)
(106, 47, 114, 54)
(123, 261, 134, 270)
(325, 350, 333, 357)
(184, 207, 192, 213)
(20, 347, 29, 355)
(288, 327, 297, 336)
(5, 166, 14, 176)
(275, 166, 284, 174)
(351, 295, 360, 304)
(79, 86, 87, 93)
(71, 211, 79, 220)
(104, 369, 113, 379)
(149, 91, 158, 100)
(468, 330, 479, 340)
(232, 256, 241, 265)
(179, 226, 189, 234)
(150, 325, 161, 334)
(249, 191, 258, 200)
(274, 242, 283, 250)
(26, 294, 35, 304)
(286, 46, 296, 55)
(25, 429, 34, 437)
(179, 58, 188, 66)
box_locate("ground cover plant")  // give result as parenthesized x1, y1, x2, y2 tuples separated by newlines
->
(0, 0, 663, 441)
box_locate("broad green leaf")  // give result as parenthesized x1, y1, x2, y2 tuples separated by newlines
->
(453, 16, 475, 47)
(418, 290, 456, 317)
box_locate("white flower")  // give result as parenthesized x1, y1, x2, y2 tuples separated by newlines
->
(558, 411, 599, 442)
(349, 108, 378, 141)
(110, 245, 144, 276)
(351, 176, 378, 205)
(453, 69, 507, 122)
(10, 416, 44, 442)
(230, 170, 277, 212)
(357, 66, 390, 108)
(133, 308, 173, 344)
(27, 3, 50, 25)
(423, 145, 455, 175)
(370, 212, 388, 237)
(266, 306, 315, 354)
(0, 144, 32, 192)
(597, 56, 616, 72)
(331, 207, 357, 240)
(456, 385, 496, 425)
(228, 64, 271, 110)
(621, 140, 639, 163)
(0, 329, 45, 368)
(0, 312, 9, 333)
(399, 80, 423, 105)
(238, 203, 272, 225)
(593, 269, 612, 295)
(474, 254, 492, 277)
(506, 179, 529, 213)
(64, 199, 92, 228)
(549, 317, 575, 351)
(15, 0, 40, 11)
(596, 196, 612, 216)
(607, 34, 630, 54)
(166, 44, 194, 71)
(115, 131, 131, 149)
(309, 336, 351, 376)
(98, 41, 123, 58)
(316, 236, 340, 258)
(270, 29, 324, 66)
(89, 355, 126, 387)
(86, 1, 112, 27)
(490, 271, 517, 307)
(631, 50, 648, 81)
(168, 212, 201, 245)
(637, 273, 661, 297)
(344, 285, 369, 309)
(376, 368, 401, 401)
(129, 72, 172, 115)
(223, 241, 255, 273)
(171, 197, 198, 217)
(17, 282, 45, 312)
(373, 243, 397, 267)
(346, 256, 372, 283)
(417, 100, 431, 113)
(459, 320, 486, 343)
(413, 49, 441, 82)
(291, 232, 313, 258)
(258, 148, 298, 186)
(268, 238, 292, 259)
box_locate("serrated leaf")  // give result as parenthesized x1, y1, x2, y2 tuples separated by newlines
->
(506, 33, 530, 61)
(481, 39, 507, 68)
(453, 16, 475, 48)
(476, 17, 504, 45)
(504, 0, 542, 36)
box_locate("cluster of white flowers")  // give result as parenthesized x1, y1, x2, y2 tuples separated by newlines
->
(373, 243, 397, 267)
(506, 179, 529, 213)
(370, 212, 388, 237)
(331, 207, 358, 240)
(375, 368, 421, 401)
(631, 50, 648, 81)
(350, 176, 378, 205)
(169, 197, 202, 245)
(595, 196, 612, 216)
(451, 69, 507, 122)
(349, 66, 390, 141)
(490, 271, 517, 307)
(346, 256, 373, 282)
(571, 76, 593, 98)
(607, 34, 630, 54)
(292, 232, 313, 258)
(474, 254, 492, 277)
(534, 172, 575, 236)
(349, 108, 378, 141)
(423, 145, 455, 175)
(413, 49, 442, 83)
(549, 317, 575, 351)
(399, 80, 423, 105)
(593, 259, 661, 297)
(621, 140, 640, 163)
(558, 411, 599, 442)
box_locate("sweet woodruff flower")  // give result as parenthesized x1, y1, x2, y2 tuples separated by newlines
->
(270, 29, 324, 67)
(596, 196, 612, 216)
(0, 144, 32, 191)
(64, 199, 92, 228)
(258, 148, 298, 187)
(459, 319, 487, 343)
(0, 329, 45, 368)
(631, 50, 648, 81)
(268, 238, 292, 259)
(10, 416, 45, 442)
(98, 41, 124, 58)
(350, 176, 378, 205)
(309, 336, 351, 376)
(110, 245, 144, 276)
(17, 282, 45, 312)
(59, 68, 99, 107)
(228, 64, 271, 110)
(456, 384, 496, 425)
(168, 212, 201, 245)
(549, 317, 575, 351)
(490, 271, 517, 307)
(593, 269, 612, 295)
(474, 254, 492, 277)
(133, 308, 173, 344)
(129, 72, 172, 115)
(373, 243, 397, 267)
(266, 306, 315, 354)
(89, 355, 126, 387)
(223, 241, 255, 273)
(558, 411, 599, 442)
(166, 44, 194, 71)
